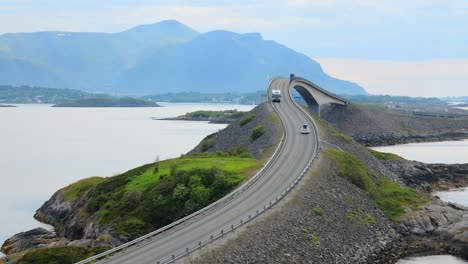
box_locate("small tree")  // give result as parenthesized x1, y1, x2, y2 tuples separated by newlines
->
(122, 189, 142, 210)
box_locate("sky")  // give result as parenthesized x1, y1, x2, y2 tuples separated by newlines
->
(0, 0, 467, 96)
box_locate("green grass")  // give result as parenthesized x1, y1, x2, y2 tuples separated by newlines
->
(62, 177, 105, 201)
(239, 114, 256, 126)
(333, 131, 352, 143)
(18, 246, 111, 264)
(325, 148, 429, 221)
(251, 125, 265, 140)
(346, 209, 376, 225)
(312, 207, 323, 216)
(125, 156, 258, 192)
(316, 116, 352, 143)
(372, 177, 430, 221)
(311, 234, 320, 246)
(368, 149, 403, 161)
(80, 152, 260, 239)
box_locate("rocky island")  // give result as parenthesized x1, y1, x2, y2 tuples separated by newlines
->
(53, 97, 160, 107)
(158, 109, 248, 124)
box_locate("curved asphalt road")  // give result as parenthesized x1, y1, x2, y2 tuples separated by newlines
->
(102, 78, 317, 264)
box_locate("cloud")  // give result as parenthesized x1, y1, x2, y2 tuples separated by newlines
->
(316, 59, 468, 97)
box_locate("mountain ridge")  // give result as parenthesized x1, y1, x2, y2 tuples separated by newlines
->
(0, 20, 367, 95)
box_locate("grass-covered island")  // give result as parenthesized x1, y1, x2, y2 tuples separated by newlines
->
(53, 97, 160, 107)
(161, 110, 247, 123)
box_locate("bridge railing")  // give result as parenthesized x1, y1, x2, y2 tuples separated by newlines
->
(290, 76, 348, 105)
(76, 78, 288, 264)
(147, 77, 321, 264)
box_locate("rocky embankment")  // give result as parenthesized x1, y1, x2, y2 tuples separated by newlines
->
(189, 103, 280, 159)
(190, 116, 407, 263)
(399, 201, 468, 259)
(382, 159, 468, 192)
(190, 112, 468, 263)
(1, 189, 121, 258)
(321, 104, 468, 146)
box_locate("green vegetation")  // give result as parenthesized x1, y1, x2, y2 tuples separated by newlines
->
(81, 152, 259, 239)
(368, 149, 403, 161)
(53, 97, 159, 107)
(62, 177, 105, 201)
(346, 209, 376, 225)
(312, 207, 323, 216)
(317, 117, 352, 143)
(18, 246, 111, 264)
(250, 125, 265, 140)
(200, 133, 216, 152)
(333, 131, 352, 144)
(0, 85, 110, 104)
(142, 91, 266, 105)
(239, 114, 256, 126)
(311, 234, 320, 246)
(201, 138, 216, 151)
(325, 148, 429, 221)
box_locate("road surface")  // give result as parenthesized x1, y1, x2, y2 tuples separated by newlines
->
(101, 77, 318, 263)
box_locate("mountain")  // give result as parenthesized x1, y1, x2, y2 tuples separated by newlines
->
(0, 20, 199, 92)
(118, 31, 366, 94)
(0, 20, 367, 95)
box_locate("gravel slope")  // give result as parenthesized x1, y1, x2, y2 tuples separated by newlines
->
(321, 104, 468, 146)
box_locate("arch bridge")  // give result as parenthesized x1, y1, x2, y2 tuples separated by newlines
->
(287, 74, 348, 116)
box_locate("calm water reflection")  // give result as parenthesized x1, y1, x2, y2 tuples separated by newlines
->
(0, 103, 254, 255)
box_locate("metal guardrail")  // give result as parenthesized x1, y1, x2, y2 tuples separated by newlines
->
(78, 77, 321, 264)
(76, 78, 288, 264)
(148, 77, 321, 264)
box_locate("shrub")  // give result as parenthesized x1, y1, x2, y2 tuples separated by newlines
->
(19, 246, 111, 264)
(201, 138, 215, 151)
(114, 218, 148, 239)
(228, 146, 251, 157)
(250, 125, 265, 140)
(368, 149, 402, 161)
(240, 114, 256, 126)
(325, 148, 429, 221)
(121, 189, 142, 209)
(312, 207, 323, 216)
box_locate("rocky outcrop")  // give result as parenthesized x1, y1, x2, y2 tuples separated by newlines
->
(321, 104, 468, 146)
(1, 228, 68, 255)
(382, 160, 468, 192)
(34, 190, 87, 240)
(400, 201, 468, 259)
(1, 189, 122, 256)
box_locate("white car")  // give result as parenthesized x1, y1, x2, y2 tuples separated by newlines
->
(300, 124, 310, 134)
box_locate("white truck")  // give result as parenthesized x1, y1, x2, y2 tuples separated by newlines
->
(271, 90, 281, 102)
